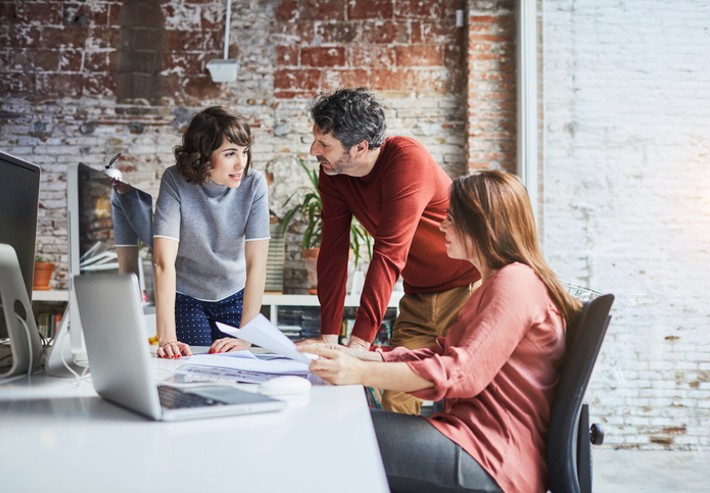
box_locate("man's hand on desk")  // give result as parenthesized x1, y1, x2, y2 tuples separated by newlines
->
(295, 334, 371, 351)
(347, 335, 371, 351)
(209, 337, 251, 354)
(295, 334, 339, 348)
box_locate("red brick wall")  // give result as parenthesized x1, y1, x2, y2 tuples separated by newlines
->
(273, 0, 467, 98)
(0, 0, 224, 103)
(466, 0, 517, 172)
(1, 1, 473, 102)
(0, 0, 516, 290)
(1, 0, 515, 166)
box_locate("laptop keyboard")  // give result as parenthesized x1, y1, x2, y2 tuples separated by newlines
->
(158, 385, 222, 409)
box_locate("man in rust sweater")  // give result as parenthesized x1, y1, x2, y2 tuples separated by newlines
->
(308, 88, 480, 414)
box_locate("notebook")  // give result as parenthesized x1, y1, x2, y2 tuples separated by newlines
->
(73, 273, 286, 421)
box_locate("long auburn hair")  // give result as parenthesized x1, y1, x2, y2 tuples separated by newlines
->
(174, 106, 252, 184)
(449, 170, 582, 324)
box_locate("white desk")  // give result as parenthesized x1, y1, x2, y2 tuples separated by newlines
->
(0, 358, 389, 493)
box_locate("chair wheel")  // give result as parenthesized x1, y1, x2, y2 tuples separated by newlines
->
(590, 423, 605, 445)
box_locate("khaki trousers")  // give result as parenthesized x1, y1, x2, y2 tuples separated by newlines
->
(381, 281, 480, 415)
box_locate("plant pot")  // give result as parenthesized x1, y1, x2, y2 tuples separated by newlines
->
(302, 247, 320, 295)
(33, 262, 55, 291)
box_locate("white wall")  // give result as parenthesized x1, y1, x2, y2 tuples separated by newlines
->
(542, 0, 710, 449)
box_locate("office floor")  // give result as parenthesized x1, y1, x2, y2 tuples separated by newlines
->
(593, 449, 709, 492)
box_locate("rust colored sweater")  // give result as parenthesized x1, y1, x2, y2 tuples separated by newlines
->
(317, 136, 480, 342)
(383, 263, 566, 493)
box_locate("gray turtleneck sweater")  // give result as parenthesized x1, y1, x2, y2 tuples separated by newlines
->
(153, 165, 270, 301)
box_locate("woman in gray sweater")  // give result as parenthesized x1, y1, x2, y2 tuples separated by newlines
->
(153, 107, 270, 359)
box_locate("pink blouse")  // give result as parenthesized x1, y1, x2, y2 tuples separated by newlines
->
(382, 262, 566, 493)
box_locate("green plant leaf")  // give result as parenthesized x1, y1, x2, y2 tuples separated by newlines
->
(279, 157, 373, 260)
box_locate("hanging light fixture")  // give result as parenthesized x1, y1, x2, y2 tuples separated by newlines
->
(206, 0, 239, 83)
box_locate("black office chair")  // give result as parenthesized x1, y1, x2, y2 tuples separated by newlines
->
(546, 293, 615, 493)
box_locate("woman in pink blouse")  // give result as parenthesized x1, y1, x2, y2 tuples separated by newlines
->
(300, 170, 582, 493)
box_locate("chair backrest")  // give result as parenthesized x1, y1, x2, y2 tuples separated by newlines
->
(546, 293, 615, 493)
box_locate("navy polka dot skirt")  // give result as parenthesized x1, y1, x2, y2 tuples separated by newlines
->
(174, 290, 244, 345)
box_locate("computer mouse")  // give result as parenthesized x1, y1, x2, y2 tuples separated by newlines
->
(259, 375, 312, 397)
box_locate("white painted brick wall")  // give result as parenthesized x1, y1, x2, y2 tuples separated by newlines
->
(542, 0, 710, 450)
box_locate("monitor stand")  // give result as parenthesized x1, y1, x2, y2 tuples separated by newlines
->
(0, 244, 43, 378)
(44, 305, 88, 377)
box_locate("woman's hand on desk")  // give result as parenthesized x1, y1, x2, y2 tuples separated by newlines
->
(299, 344, 366, 385)
(298, 340, 383, 362)
(209, 337, 251, 354)
(300, 344, 431, 392)
(157, 340, 192, 359)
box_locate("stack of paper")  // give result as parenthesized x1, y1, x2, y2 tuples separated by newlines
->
(174, 314, 316, 383)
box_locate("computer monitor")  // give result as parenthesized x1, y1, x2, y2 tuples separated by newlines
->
(65, 163, 155, 361)
(0, 151, 40, 304)
(0, 151, 43, 376)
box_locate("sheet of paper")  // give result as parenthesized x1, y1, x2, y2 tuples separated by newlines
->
(215, 315, 312, 364)
(171, 363, 274, 384)
(217, 349, 258, 360)
(186, 354, 309, 374)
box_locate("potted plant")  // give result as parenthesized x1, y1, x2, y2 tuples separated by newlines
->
(33, 255, 55, 291)
(280, 159, 372, 293)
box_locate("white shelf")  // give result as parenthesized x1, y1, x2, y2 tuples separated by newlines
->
(261, 292, 403, 326)
(29, 291, 403, 308)
(263, 294, 321, 306)
(32, 289, 69, 302)
(30, 291, 404, 332)
(263, 293, 401, 307)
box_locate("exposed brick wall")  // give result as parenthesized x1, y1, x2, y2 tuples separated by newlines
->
(272, 0, 467, 99)
(0, 0, 224, 103)
(542, 0, 710, 450)
(466, 0, 516, 171)
(0, 0, 490, 293)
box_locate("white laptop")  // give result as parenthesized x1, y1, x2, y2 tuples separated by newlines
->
(73, 273, 286, 421)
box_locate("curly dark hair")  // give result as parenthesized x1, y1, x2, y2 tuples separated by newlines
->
(174, 106, 252, 184)
(309, 88, 387, 151)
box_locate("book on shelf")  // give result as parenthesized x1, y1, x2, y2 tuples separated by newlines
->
(33, 304, 65, 339)
(278, 325, 302, 340)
